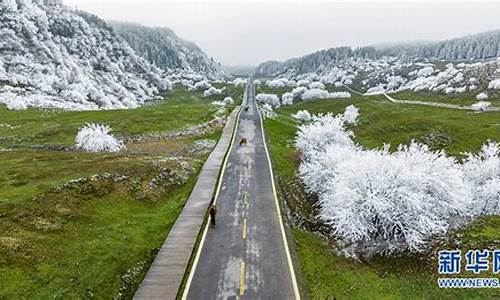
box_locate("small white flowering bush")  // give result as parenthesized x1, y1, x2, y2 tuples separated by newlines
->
(75, 123, 124, 153)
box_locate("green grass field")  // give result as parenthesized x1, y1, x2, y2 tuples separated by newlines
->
(0, 84, 242, 298)
(263, 93, 500, 299)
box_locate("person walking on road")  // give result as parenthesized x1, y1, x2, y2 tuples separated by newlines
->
(209, 204, 217, 228)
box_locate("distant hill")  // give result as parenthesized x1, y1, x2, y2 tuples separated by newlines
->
(111, 22, 228, 81)
(256, 30, 500, 77)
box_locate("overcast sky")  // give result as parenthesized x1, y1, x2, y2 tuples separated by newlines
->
(62, 0, 500, 66)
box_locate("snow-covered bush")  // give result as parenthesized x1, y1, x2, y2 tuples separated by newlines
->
(189, 80, 212, 91)
(463, 141, 500, 216)
(342, 105, 359, 125)
(330, 92, 351, 99)
(281, 92, 294, 106)
(293, 110, 311, 122)
(309, 82, 325, 90)
(291, 86, 308, 98)
(476, 92, 488, 100)
(471, 101, 492, 111)
(203, 86, 223, 97)
(233, 78, 247, 87)
(260, 103, 276, 118)
(488, 79, 500, 90)
(75, 123, 124, 153)
(301, 89, 331, 100)
(256, 93, 280, 107)
(2, 97, 28, 110)
(266, 78, 297, 88)
(314, 143, 470, 256)
(295, 106, 500, 257)
(417, 66, 434, 77)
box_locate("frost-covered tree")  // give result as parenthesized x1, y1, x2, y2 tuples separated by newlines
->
(281, 92, 294, 106)
(75, 123, 124, 153)
(342, 105, 359, 125)
(463, 141, 500, 216)
(203, 86, 223, 97)
(471, 101, 492, 111)
(295, 106, 500, 257)
(293, 110, 311, 122)
(255, 94, 280, 107)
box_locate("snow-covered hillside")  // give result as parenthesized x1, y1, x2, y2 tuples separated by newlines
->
(0, 0, 174, 110)
(256, 31, 500, 97)
(111, 22, 228, 81)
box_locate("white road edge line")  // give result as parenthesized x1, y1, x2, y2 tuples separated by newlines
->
(181, 87, 245, 300)
(256, 85, 301, 300)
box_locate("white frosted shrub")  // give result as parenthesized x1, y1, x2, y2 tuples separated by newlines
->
(260, 103, 276, 118)
(471, 101, 491, 111)
(476, 92, 488, 100)
(295, 105, 500, 257)
(342, 105, 359, 125)
(203, 86, 222, 97)
(316, 143, 470, 256)
(293, 110, 311, 122)
(301, 88, 331, 100)
(488, 79, 500, 89)
(296, 112, 355, 159)
(189, 80, 212, 91)
(266, 78, 297, 88)
(223, 97, 234, 105)
(76, 123, 124, 153)
(309, 81, 325, 89)
(4, 98, 28, 110)
(233, 78, 247, 87)
(463, 141, 500, 216)
(255, 93, 280, 107)
(330, 92, 351, 99)
(281, 92, 294, 105)
(291, 86, 308, 98)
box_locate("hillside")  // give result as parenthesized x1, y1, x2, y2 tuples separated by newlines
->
(255, 31, 500, 97)
(111, 22, 228, 81)
(0, 0, 173, 110)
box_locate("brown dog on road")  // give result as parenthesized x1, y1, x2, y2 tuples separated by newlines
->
(239, 138, 248, 146)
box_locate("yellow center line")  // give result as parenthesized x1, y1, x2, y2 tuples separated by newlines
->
(242, 218, 247, 240)
(239, 260, 246, 296)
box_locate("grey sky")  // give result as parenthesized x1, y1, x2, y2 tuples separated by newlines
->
(63, 1, 500, 66)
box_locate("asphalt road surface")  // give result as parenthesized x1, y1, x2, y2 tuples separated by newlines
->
(184, 81, 299, 299)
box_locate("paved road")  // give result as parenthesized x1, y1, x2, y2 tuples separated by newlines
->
(183, 82, 300, 299)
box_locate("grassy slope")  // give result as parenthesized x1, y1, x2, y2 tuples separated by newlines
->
(0, 85, 242, 298)
(263, 93, 500, 299)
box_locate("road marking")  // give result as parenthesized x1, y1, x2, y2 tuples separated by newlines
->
(239, 260, 246, 296)
(256, 84, 301, 299)
(181, 90, 245, 300)
(242, 218, 247, 240)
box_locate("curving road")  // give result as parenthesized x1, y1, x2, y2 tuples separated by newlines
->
(183, 81, 300, 299)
